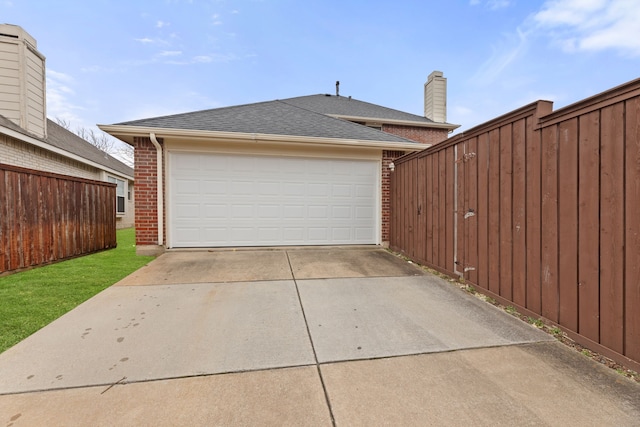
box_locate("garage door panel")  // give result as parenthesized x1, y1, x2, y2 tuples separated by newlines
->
(176, 204, 199, 219)
(309, 205, 329, 219)
(258, 182, 280, 194)
(231, 205, 254, 218)
(204, 204, 227, 218)
(169, 152, 378, 247)
(258, 205, 280, 218)
(356, 206, 374, 219)
(332, 206, 352, 219)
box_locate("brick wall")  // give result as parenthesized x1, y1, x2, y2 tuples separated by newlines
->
(133, 136, 161, 246)
(382, 150, 406, 243)
(382, 124, 449, 145)
(0, 133, 99, 180)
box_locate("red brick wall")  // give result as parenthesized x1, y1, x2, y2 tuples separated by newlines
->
(382, 124, 449, 145)
(382, 150, 406, 243)
(133, 136, 160, 246)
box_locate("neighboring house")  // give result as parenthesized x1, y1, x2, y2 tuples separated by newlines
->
(0, 24, 134, 228)
(100, 73, 458, 254)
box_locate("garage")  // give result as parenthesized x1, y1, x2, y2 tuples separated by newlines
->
(168, 151, 379, 247)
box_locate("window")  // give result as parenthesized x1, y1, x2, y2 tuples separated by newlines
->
(108, 176, 126, 214)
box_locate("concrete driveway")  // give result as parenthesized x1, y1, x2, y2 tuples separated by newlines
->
(1, 248, 639, 426)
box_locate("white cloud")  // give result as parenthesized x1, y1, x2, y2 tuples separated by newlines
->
(488, 0, 510, 9)
(47, 69, 74, 83)
(471, 26, 530, 85)
(46, 70, 85, 125)
(135, 37, 155, 44)
(156, 20, 169, 28)
(469, 0, 510, 8)
(158, 50, 182, 57)
(534, 0, 640, 56)
(193, 55, 213, 63)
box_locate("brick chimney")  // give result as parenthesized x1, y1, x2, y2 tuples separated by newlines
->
(424, 71, 447, 123)
(0, 24, 47, 138)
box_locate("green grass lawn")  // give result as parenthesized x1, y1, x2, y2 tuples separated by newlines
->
(0, 228, 154, 353)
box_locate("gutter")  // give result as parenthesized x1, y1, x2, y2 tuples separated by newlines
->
(98, 125, 430, 152)
(149, 133, 164, 247)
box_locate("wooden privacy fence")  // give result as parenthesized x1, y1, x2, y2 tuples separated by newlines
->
(0, 163, 117, 274)
(390, 78, 640, 371)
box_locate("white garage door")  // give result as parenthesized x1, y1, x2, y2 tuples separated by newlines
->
(169, 152, 379, 247)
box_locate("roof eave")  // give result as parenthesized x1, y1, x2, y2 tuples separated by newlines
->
(327, 114, 460, 130)
(98, 125, 430, 152)
(1, 123, 134, 180)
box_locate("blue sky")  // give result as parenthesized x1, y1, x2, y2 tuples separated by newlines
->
(3, 0, 640, 140)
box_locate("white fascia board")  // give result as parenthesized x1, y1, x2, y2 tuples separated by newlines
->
(0, 124, 134, 181)
(327, 114, 460, 130)
(98, 125, 431, 152)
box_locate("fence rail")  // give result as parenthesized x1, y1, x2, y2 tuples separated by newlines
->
(390, 78, 640, 371)
(0, 163, 117, 274)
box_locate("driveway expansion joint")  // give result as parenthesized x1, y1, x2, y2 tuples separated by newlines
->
(285, 250, 337, 427)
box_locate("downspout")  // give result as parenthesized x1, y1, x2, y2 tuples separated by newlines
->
(149, 133, 164, 247)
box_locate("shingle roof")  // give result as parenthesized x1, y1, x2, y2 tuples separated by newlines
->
(280, 94, 437, 124)
(0, 115, 133, 178)
(113, 94, 460, 144)
(115, 99, 420, 143)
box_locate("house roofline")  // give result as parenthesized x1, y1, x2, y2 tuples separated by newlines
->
(326, 114, 460, 130)
(0, 123, 134, 181)
(97, 125, 431, 152)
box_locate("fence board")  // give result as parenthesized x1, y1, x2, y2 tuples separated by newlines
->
(541, 125, 559, 322)
(0, 170, 7, 272)
(454, 143, 469, 278)
(426, 155, 434, 264)
(488, 129, 501, 295)
(467, 137, 479, 284)
(499, 124, 513, 300)
(512, 119, 526, 306)
(417, 157, 427, 263)
(578, 111, 601, 342)
(525, 116, 542, 314)
(431, 153, 439, 264)
(0, 164, 116, 274)
(558, 118, 579, 331)
(437, 151, 448, 268)
(445, 147, 455, 272)
(411, 159, 419, 259)
(625, 96, 640, 361)
(599, 103, 625, 354)
(477, 133, 489, 290)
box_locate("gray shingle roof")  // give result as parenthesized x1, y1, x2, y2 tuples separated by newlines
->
(281, 94, 436, 124)
(115, 92, 457, 144)
(0, 115, 133, 178)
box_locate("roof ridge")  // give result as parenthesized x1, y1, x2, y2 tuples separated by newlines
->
(276, 99, 419, 144)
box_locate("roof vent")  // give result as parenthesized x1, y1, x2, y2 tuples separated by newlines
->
(336, 81, 340, 97)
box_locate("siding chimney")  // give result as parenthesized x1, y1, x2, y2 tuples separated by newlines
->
(0, 24, 47, 138)
(424, 71, 447, 123)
